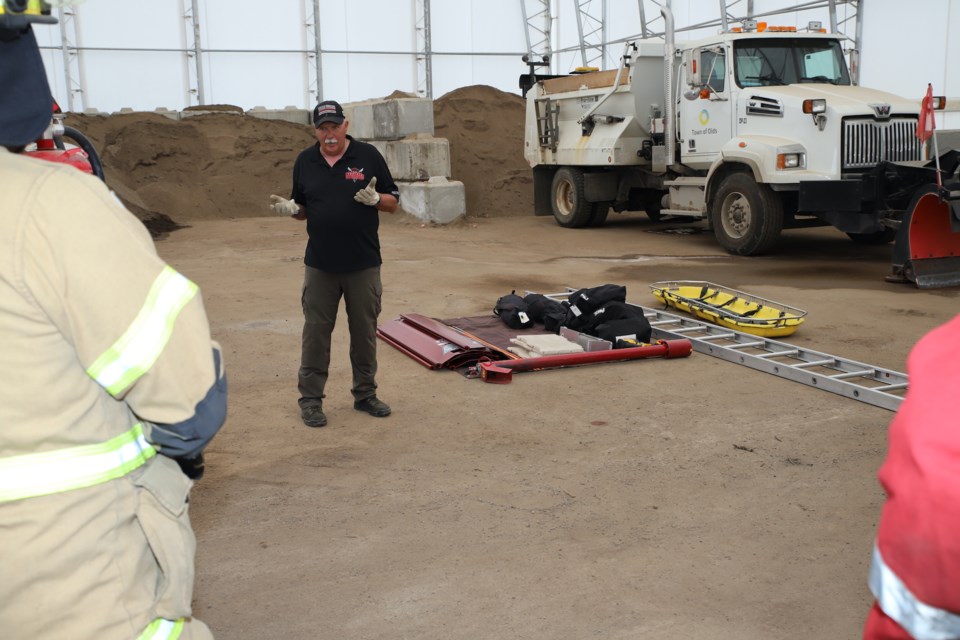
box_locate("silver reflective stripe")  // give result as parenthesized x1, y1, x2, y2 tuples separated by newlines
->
(87, 266, 199, 396)
(0, 423, 156, 503)
(870, 543, 960, 640)
(138, 617, 184, 640)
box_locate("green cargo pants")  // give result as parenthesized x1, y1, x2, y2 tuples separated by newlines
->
(298, 265, 382, 408)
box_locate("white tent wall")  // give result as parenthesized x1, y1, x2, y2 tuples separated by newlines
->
(28, 0, 960, 129)
(430, 0, 528, 99)
(858, 0, 959, 128)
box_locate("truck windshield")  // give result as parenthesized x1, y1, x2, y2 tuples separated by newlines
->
(734, 38, 850, 87)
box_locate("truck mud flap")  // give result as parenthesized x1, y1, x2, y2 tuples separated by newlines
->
(889, 184, 960, 288)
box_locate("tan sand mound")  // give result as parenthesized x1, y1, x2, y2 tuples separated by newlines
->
(66, 85, 533, 236)
(434, 85, 532, 218)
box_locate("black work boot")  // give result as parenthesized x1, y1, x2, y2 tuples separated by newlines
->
(301, 405, 328, 428)
(353, 396, 391, 417)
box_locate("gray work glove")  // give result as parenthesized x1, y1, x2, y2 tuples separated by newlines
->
(353, 176, 381, 206)
(269, 194, 299, 216)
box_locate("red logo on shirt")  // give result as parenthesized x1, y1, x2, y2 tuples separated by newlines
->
(345, 167, 365, 182)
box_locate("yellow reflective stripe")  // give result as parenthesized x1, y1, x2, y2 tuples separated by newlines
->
(87, 266, 198, 396)
(870, 543, 960, 639)
(0, 423, 156, 503)
(138, 617, 185, 640)
(0, 0, 44, 15)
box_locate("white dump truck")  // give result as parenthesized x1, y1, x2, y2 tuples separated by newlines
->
(522, 7, 960, 284)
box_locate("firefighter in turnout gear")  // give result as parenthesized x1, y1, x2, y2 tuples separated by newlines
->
(0, 6, 227, 639)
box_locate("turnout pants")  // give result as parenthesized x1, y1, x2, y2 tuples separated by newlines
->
(0, 455, 213, 639)
(299, 265, 382, 407)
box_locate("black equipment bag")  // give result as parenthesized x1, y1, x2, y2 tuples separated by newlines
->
(523, 293, 568, 333)
(543, 307, 567, 333)
(594, 316, 653, 345)
(493, 291, 534, 329)
(566, 300, 638, 334)
(566, 284, 627, 316)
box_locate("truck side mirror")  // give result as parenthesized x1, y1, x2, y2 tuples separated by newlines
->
(681, 49, 702, 100)
(682, 49, 702, 88)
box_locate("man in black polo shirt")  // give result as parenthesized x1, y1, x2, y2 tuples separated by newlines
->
(269, 100, 399, 428)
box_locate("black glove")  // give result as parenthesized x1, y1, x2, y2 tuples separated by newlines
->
(176, 453, 205, 480)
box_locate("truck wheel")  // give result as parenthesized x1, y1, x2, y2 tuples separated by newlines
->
(711, 173, 783, 255)
(587, 201, 610, 227)
(644, 199, 663, 222)
(846, 229, 897, 245)
(551, 167, 592, 228)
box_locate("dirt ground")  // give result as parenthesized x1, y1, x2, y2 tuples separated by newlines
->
(155, 211, 958, 640)
(67, 85, 960, 638)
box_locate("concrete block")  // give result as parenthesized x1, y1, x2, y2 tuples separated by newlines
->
(344, 98, 434, 140)
(343, 101, 375, 139)
(368, 136, 451, 181)
(398, 176, 465, 224)
(153, 107, 181, 121)
(246, 106, 310, 125)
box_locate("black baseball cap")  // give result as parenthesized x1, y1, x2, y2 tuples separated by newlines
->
(313, 100, 345, 127)
(0, 25, 54, 147)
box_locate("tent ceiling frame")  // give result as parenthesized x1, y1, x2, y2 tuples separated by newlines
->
(525, 0, 862, 84)
(44, 0, 864, 110)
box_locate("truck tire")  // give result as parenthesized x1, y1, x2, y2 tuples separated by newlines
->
(711, 173, 783, 256)
(551, 167, 593, 228)
(587, 201, 611, 227)
(644, 199, 663, 222)
(643, 193, 663, 222)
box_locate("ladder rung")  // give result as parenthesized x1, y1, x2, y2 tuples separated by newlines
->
(757, 349, 799, 358)
(794, 359, 835, 368)
(725, 340, 765, 348)
(700, 333, 740, 342)
(830, 369, 875, 380)
(661, 326, 706, 334)
(875, 382, 909, 392)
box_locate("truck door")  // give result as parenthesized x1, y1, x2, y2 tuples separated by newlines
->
(679, 46, 732, 167)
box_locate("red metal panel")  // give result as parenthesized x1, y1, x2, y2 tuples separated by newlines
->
(377, 314, 508, 370)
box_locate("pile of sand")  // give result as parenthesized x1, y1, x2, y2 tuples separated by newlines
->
(67, 85, 533, 237)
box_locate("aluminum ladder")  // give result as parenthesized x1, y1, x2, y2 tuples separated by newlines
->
(546, 289, 909, 412)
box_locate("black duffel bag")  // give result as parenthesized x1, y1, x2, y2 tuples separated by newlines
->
(523, 293, 568, 333)
(564, 300, 637, 335)
(494, 291, 534, 329)
(567, 284, 627, 316)
(594, 315, 653, 345)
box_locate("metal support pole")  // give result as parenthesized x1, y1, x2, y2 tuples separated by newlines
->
(637, 0, 670, 40)
(307, 0, 323, 103)
(851, 0, 863, 85)
(415, 0, 433, 98)
(521, 0, 552, 73)
(573, 0, 606, 70)
(828, 0, 839, 34)
(183, 0, 204, 106)
(56, 6, 84, 112)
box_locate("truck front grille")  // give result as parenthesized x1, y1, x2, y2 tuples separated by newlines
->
(842, 118, 922, 169)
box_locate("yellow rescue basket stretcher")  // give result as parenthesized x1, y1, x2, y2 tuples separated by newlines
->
(649, 281, 807, 337)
